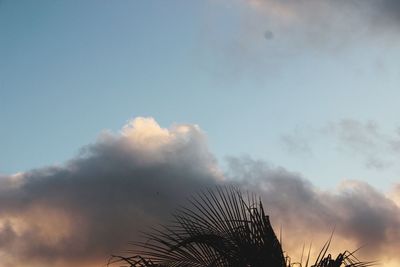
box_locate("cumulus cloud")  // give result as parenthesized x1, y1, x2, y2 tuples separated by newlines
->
(1, 117, 400, 266)
(226, 157, 400, 264)
(0, 117, 221, 266)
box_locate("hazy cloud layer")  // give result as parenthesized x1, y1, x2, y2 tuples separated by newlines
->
(247, 0, 400, 42)
(1, 117, 400, 266)
(201, 0, 400, 85)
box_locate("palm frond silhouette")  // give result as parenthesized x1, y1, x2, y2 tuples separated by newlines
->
(109, 187, 374, 267)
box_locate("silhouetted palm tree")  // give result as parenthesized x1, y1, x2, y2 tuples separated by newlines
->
(109, 187, 373, 267)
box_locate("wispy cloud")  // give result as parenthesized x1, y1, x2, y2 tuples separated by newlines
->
(281, 119, 400, 171)
(280, 128, 313, 156)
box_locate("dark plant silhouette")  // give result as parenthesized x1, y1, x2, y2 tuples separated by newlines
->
(109, 187, 374, 267)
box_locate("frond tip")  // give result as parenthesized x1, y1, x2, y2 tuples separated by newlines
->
(109, 186, 373, 267)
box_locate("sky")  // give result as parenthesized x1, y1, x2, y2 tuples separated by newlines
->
(1, 0, 400, 266)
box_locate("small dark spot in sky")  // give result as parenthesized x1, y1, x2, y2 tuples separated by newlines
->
(264, 30, 274, 40)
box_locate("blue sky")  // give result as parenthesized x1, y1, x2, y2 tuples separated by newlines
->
(2, 0, 400, 190)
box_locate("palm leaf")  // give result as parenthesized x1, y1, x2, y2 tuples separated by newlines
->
(109, 187, 373, 267)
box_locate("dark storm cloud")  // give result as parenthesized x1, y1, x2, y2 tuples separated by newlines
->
(1, 118, 400, 266)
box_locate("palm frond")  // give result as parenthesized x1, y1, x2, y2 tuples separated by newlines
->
(109, 187, 373, 267)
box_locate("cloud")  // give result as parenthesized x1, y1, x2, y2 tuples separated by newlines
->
(280, 128, 313, 156)
(200, 0, 400, 85)
(210, 0, 400, 62)
(226, 157, 400, 264)
(0, 117, 221, 266)
(1, 117, 400, 266)
(247, 0, 400, 40)
(281, 119, 400, 171)
(324, 119, 400, 170)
